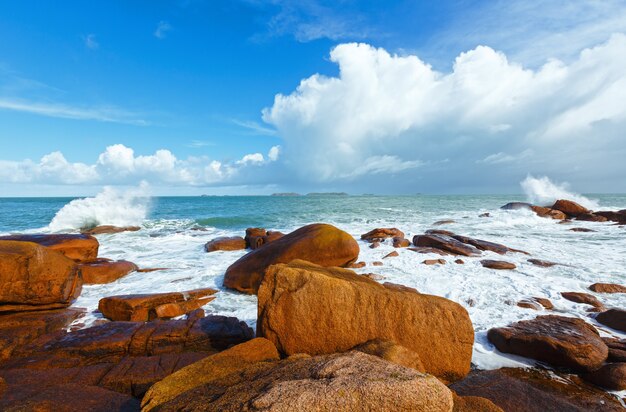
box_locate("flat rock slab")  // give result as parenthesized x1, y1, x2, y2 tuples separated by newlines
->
(589, 283, 626, 293)
(487, 315, 607, 372)
(413, 234, 481, 257)
(81, 225, 141, 235)
(0, 233, 99, 262)
(450, 367, 624, 412)
(98, 288, 218, 321)
(481, 260, 516, 270)
(80, 259, 138, 284)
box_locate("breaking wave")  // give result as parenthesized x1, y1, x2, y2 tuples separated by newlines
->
(520, 175, 599, 209)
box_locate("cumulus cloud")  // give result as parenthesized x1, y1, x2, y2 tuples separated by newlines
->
(0, 144, 280, 186)
(263, 34, 626, 191)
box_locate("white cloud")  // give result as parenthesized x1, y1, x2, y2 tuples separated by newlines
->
(154, 21, 172, 39)
(268, 145, 280, 161)
(84, 34, 99, 50)
(263, 35, 626, 189)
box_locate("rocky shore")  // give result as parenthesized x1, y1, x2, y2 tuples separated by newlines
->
(1, 200, 625, 411)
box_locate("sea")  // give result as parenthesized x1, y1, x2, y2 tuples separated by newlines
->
(1, 186, 625, 374)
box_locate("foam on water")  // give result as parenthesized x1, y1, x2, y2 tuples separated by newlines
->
(48, 184, 150, 232)
(521, 175, 599, 209)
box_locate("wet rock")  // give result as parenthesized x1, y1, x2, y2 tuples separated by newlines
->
(455, 259, 465, 264)
(501, 202, 532, 210)
(349, 261, 366, 268)
(528, 259, 558, 267)
(98, 288, 217, 321)
(423, 259, 446, 265)
(582, 363, 626, 390)
(603, 337, 626, 362)
(569, 227, 596, 232)
(392, 237, 411, 248)
(141, 338, 280, 411)
(451, 392, 503, 412)
(79, 259, 138, 284)
(596, 309, 626, 332)
(257, 260, 474, 382)
(479, 212, 491, 218)
(360, 228, 404, 242)
(81, 225, 141, 235)
(575, 213, 608, 222)
(595, 210, 626, 224)
(244, 228, 266, 249)
(561, 292, 604, 311)
(408, 246, 452, 256)
(487, 315, 607, 372)
(589, 283, 626, 293)
(533, 297, 554, 310)
(0, 383, 140, 412)
(369, 241, 380, 249)
(450, 367, 624, 412)
(425, 229, 456, 237)
(382, 251, 399, 259)
(0, 233, 99, 262)
(362, 273, 384, 281)
(413, 234, 481, 257)
(434, 219, 456, 225)
(552, 199, 590, 217)
(517, 300, 542, 310)
(224, 223, 359, 295)
(204, 236, 246, 252)
(452, 235, 522, 255)
(371, 261, 383, 266)
(481, 260, 516, 270)
(155, 351, 454, 412)
(0, 240, 83, 312)
(531, 206, 567, 220)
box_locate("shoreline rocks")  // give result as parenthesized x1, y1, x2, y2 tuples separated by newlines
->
(204, 236, 246, 252)
(0, 234, 99, 262)
(79, 259, 138, 284)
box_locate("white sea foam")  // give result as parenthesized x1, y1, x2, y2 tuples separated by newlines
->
(48, 183, 151, 232)
(521, 175, 599, 209)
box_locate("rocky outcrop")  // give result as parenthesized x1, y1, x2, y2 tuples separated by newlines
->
(257, 260, 474, 382)
(392, 237, 411, 248)
(224, 223, 359, 294)
(487, 315, 607, 372)
(582, 363, 626, 390)
(413, 234, 481, 257)
(98, 288, 217, 321)
(531, 206, 567, 220)
(501, 202, 532, 210)
(81, 225, 141, 235)
(589, 283, 626, 293)
(353, 339, 425, 373)
(79, 259, 138, 284)
(141, 338, 280, 411)
(0, 234, 99, 262)
(596, 309, 626, 332)
(481, 260, 516, 270)
(152, 351, 454, 412)
(450, 367, 624, 412)
(552, 200, 590, 217)
(360, 228, 404, 242)
(0, 240, 82, 312)
(244, 228, 284, 250)
(204, 236, 246, 252)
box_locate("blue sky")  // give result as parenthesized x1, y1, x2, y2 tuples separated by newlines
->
(1, 0, 626, 195)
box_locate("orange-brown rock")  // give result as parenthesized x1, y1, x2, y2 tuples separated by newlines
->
(371, 261, 383, 266)
(575, 213, 608, 222)
(561, 292, 604, 311)
(392, 237, 411, 247)
(488, 315, 607, 372)
(596, 309, 626, 332)
(533, 297, 554, 310)
(360, 228, 404, 242)
(450, 367, 624, 411)
(244, 227, 266, 247)
(204, 236, 246, 252)
(531, 206, 567, 220)
(408, 246, 452, 256)
(224, 223, 359, 294)
(382, 251, 399, 259)
(81, 225, 141, 235)
(153, 351, 454, 412)
(603, 337, 626, 362)
(353, 339, 425, 373)
(434, 219, 456, 225)
(423, 259, 446, 265)
(0, 240, 82, 312)
(257, 260, 474, 382)
(425, 229, 456, 236)
(455, 259, 465, 264)
(141, 338, 280, 411)
(0, 234, 99, 262)
(582, 363, 626, 390)
(589, 283, 626, 293)
(528, 258, 558, 267)
(413, 234, 481, 257)
(79, 259, 138, 284)
(452, 392, 503, 412)
(98, 288, 217, 321)
(481, 260, 516, 270)
(552, 199, 590, 217)
(369, 241, 380, 249)
(517, 297, 553, 311)
(570, 227, 596, 232)
(349, 261, 366, 268)
(452, 235, 521, 255)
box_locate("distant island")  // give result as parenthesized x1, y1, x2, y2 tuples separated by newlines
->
(306, 192, 349, 196)
(271, 192, 301, 197)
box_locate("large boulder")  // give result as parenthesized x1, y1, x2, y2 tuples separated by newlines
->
(413, 234, 481, 257)
(79, 259, 138, 284)
(582, 363, 626, 390)
(98, 288, 218, 321)
(142, 338, 280, 411)
(0, 234, 99, 262)
(596, 309, 626, 332)
(552, 199, 590, 217)
(257, 260, 474, 382)
(450, 367, 624, 412)
(487, 315, 607, 372)
(154, 351, 454, 412)
(0, 241, 82, 312)
(224, 223, 359, 294)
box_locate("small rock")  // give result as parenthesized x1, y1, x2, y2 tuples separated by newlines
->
(455, 259, 465, 264)
(349, 261, 366, 269)
(479, 213, 491, 218)
(372, 261, 383, 266)
(423, 259, 446, 265)
(81, 225, 141, 235)
(589, 283, 626, 293)
(382, 251, 399, 259)
(500, 202, 532, 210)
(481, 260, 516, 270)
(433, 219, 456, 225)
(204, 236, 246, 252)
(561, 292, 604, 311)
(361, 273, 384, 281)
(569, 228, 596, 232)
(369, 241, 380, 249)
(361, 228, 404, 242)
(392, 237, 411, 248)
(527, 259, 558, 267)
(603, 337, 626, 362)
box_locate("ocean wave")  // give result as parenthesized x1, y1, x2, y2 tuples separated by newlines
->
(521, 175, 599, 209)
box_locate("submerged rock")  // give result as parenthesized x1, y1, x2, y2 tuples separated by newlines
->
(224, 223, 359, 294)
(487, 315, 607, 372)
(204, 236, 246, 252)
(481, 260, 516, 270)
(500, 202, 532, 210)
(154, 351, 454, 412)
(81, 225, 141, 235)
(98, 288, 217, 321)
(0, 233, 99, 262)
(0, 240, 82, 312)
(257, 260, 474, 382)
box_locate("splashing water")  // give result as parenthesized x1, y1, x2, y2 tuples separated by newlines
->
(48, 184, 151, 232)
(520, 176, 599, 209)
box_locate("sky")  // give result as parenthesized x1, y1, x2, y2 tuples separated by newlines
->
(1, 0, 625, 196)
